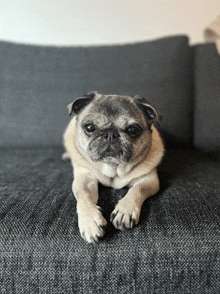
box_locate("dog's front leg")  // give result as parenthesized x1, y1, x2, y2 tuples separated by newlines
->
(72, 165, 107, 243)
(111, 168, 159, 230)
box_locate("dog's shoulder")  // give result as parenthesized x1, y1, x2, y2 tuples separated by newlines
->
(63, 117, 88, 167)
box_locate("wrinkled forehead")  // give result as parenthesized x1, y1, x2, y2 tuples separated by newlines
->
(80, 95, 146, 128)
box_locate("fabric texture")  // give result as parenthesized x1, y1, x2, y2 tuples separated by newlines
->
(193, 43, 220, 153)
(1, 36, 220, 293)
(0, 147, 220, 293)
(0, 36, 193, 148)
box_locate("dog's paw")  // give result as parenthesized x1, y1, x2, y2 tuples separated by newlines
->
(110, 199, 141, 230)
(77, 204, 107, 243)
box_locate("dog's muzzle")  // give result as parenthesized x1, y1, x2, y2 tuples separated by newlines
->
(88, 127, 128, 162)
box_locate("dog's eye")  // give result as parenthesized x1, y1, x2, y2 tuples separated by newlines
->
(84, 123, 96, 133)
(126, 125, 142, 138)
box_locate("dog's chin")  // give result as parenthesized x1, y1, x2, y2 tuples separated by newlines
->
(90, 153, 126, 164)
(99, 156, 124, 164)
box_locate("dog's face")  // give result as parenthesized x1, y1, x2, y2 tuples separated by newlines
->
(67, 92, 162, 165)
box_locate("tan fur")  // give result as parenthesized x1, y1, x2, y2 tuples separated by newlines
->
(64, 117, 164, 188)
(63, 115, 164, 243)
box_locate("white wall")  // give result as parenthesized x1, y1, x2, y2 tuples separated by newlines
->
(1, 0, 220, 46)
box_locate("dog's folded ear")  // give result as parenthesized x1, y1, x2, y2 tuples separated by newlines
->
(67, 92, 96, 116)
(134, 96, 163, 126)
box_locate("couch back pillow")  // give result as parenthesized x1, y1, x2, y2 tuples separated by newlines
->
(193, 44, 220, 154)
(0, 36, 193, 147)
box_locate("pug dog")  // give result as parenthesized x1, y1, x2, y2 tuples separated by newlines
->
(63, 91, 164, 243)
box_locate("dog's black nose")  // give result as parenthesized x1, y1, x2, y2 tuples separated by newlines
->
(102, 128, 120, 143)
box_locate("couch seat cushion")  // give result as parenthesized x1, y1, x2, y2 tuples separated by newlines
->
(0, 147, 220, 293)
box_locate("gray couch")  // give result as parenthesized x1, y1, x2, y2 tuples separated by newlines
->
(1, 36, 220, 293)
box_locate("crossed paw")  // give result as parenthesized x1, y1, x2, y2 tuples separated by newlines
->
(78, 199, 141, 244)
(110, 199, 140, 230)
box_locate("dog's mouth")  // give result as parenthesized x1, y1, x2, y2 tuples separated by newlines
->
(88, 139, 134, 163)
(90, 146, 124, 162)
(98, 146, 123, 161)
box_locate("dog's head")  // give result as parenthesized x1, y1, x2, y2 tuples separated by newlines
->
(67, 91, 162, 164)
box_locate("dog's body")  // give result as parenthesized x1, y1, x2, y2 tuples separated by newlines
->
(63, 92, 164, 243)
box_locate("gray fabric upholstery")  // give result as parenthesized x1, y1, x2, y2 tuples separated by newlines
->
(0, 147, 220, 293)
(1, 36, 220, 293)
(193, 43, 220, 153)
(0, 36, 193, 147)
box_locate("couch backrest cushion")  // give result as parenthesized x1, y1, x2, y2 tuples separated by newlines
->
(0, 36, 193, 147)
(193, 44, 220, 154)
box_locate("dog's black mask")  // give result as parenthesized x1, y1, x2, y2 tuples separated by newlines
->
(88, 126, 134, 163)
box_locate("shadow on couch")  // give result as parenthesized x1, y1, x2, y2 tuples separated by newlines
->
(98, 147, 220, 243)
